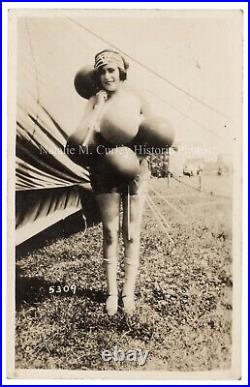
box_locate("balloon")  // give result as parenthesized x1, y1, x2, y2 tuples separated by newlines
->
(136, 116, 175, 148)
(65, 132, 105, 168)
(103, 147, 140, 180)
(100, 96, 141, 145)
(74, 66, 99, 99)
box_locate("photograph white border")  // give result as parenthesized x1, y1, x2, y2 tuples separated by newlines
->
(2, 2, 248, 385)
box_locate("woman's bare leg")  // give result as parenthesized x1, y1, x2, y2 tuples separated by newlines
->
(95, 192, 121, 315)
(122, 179, 149, 315)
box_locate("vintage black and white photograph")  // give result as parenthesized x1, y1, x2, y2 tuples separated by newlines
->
(7, 8, 243, 380)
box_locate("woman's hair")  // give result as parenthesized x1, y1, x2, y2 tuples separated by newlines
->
(94, 49, 129, 82)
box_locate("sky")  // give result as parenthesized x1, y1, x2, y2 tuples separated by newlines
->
(18, 10, 243, 161)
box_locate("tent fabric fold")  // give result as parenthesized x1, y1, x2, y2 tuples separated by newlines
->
(16, 186, 89, 245)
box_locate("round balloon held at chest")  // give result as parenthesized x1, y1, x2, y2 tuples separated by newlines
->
(99, 96, 141, 145)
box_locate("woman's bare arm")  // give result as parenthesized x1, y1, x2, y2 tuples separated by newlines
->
(68, 90, 108, 146)
(67, 97, 97, 146)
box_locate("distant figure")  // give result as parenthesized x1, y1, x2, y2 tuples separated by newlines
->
(183, 165, 192, 178)
(217, 167, 222, 176)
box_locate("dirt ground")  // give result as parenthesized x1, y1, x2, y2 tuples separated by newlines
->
(15, 174, 233, 371)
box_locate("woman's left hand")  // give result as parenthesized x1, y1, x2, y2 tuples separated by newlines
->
(95, 90, 108, 107)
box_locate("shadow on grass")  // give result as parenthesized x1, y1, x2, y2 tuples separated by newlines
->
(76, 287, 106, 303)
(16, 266, 50, 310)
(16, 266, 106, 310)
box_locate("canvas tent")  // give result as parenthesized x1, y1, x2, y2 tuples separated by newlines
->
(16, 18, 95, 245)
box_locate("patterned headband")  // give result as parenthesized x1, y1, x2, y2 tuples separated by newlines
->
(94, 51, 125, 71)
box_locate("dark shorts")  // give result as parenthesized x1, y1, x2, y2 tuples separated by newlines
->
(89, 157, 150, 195)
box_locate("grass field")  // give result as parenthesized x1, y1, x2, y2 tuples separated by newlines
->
(16, 174, 233, 371)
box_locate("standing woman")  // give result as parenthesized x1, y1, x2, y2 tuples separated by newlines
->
(67, 50, 151, 316)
